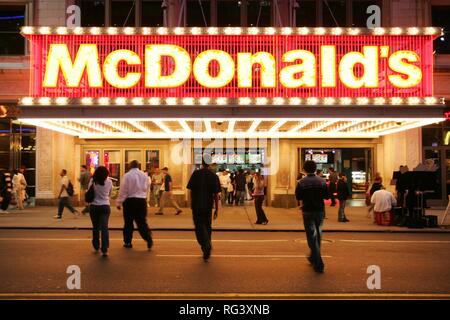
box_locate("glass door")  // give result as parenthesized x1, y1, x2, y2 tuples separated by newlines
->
(124, 150, 142, 172)
(104, 150, 121, 184)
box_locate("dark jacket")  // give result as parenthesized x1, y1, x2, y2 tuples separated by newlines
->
(295, 174, 328, 212)
(235, 173, 246, 191)
(337, 179, 350, 201)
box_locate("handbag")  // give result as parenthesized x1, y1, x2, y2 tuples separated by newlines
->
(85, 183, 95, 203)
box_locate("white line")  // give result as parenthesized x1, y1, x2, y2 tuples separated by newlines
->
(339, 240, 450, 244)
(0, 238, 290, 242)
(156, 254, 332, 258)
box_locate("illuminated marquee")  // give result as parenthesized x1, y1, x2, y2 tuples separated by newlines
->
(23, 27, 439, 99)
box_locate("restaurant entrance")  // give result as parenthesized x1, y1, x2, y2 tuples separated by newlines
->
(300, 148, 373, 198)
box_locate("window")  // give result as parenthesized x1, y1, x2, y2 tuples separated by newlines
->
(247, 0, 271, 27)
(295, 0, 317, 27)
(217, 0, 242, 27)
(0, 5, 26, 55)
(142, 0, 165, 27)
(79, 0, 106, 27)
(432, 6, 450, 54)
(187, 0, 210, 27)
(111, 0, 136, 27)
(323, 0, 347, 27)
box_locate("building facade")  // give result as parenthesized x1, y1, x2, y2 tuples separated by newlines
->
(0, 0, 449, 207)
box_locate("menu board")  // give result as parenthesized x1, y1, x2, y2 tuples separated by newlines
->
(249, 153, 262, 164)
(228, 154, 245, 164)
(305, 154, 328, 163)
(212, 154, 227, 164)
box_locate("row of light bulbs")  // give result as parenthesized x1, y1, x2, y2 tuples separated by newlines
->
(19, 96, 443, 106)
(21, 26, 443, 36)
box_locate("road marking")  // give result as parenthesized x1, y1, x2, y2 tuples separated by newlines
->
(156, 254, 332, 258)
(0, 293, 448, 299)
(339, 240, 450, 244)
(0, 238, 289, 242)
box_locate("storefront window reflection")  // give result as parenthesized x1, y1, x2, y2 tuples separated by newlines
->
(104, 150, 121, 184)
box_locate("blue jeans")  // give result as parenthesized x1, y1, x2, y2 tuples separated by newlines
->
(89, 205, 111, 253)
(235, 191, 245, 205)
(57, 197, 76, 217)
(302, 211, 324, 270)
(338, 199, 347, 221)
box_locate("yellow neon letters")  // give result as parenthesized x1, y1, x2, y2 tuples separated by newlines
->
(42, 44, 423, 90)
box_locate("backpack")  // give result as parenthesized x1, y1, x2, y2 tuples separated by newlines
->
(66, 181, 74, 196)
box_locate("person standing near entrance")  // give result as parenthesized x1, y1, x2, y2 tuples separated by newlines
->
(88, 166, 113, 257)
(328, 167, 338, 206)
(78, 165, 91, 214)
(187, 160, 221, 261)
(337, 173, 350, 222)
(234, 169, 246, 205)
(253, 172, 268, 225)
(116, 160, 153, 250)
(219, 170, 231, 206)
(12, 166, 27, 210)
(295, 160, 328, 273)
(156, 167, 182, 215)
(151, 168, 164, 207)
(0, 170, 13, 213)
(54, 169, 79, 219)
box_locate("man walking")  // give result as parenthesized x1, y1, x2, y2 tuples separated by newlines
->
(54, 169, 79, 219)
(187, 160, 221, 261)
(156, 167, 182, 215)
(295, 160, 328, 273)
(116, 160, 153, 250)
(78, 165, 91, 214)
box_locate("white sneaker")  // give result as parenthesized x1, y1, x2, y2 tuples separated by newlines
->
(0, 210, 9, 214)
(53, 215, 61, 219)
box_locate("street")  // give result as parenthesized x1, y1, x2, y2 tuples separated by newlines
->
(0, 230, 449, 299)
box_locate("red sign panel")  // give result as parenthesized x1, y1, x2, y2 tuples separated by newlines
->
(26, 32, 435, 98)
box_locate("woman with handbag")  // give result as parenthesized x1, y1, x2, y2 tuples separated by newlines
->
(86, 166, 112, 257)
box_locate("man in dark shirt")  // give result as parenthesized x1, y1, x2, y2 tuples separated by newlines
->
(187, 161, 221, 261)
(234, 169, 246, 205)
(295, 160, 328, 273)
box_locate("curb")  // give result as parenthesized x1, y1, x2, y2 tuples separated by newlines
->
(0, 226, 449, 233)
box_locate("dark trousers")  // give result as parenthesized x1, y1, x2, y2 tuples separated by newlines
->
(303, 211, 324, 270)
(193, 209, 212, 253)
(58, 197, 76, 217)
(89, 205, 110, 253)
(254, 195, 268, 223)
(329, 186, 336, 205)
(123, 198, 152, 245)
(1, 193, 11, 210)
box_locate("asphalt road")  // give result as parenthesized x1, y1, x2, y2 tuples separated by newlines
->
(0, 230, 449, 299)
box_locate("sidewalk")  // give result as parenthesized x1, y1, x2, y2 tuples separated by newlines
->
(0, 204, 448, 232)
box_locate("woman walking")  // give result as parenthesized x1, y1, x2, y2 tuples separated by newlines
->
(88, 166, 113, 257)
(253, 172, 268, 225)
(337, 173, 350, 222)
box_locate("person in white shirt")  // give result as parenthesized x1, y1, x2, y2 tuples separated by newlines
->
(116, 160, 153, 250)
(371, 188, 397, 222)
(87, 166, 113, 257)
(218, 170, 231, 206)
(12, 166, 27, 210)
(54, 169, 79, 219)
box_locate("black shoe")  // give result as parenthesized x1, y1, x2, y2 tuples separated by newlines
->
(123, 243, 133, 248)
(202, 246, 211, 261)
(147, 240, 153, 250)
(255, 221, 262, 224)
(175, 210, 182, 215)
(155, 212, 163, 215)
(313, 265, 324, 273)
